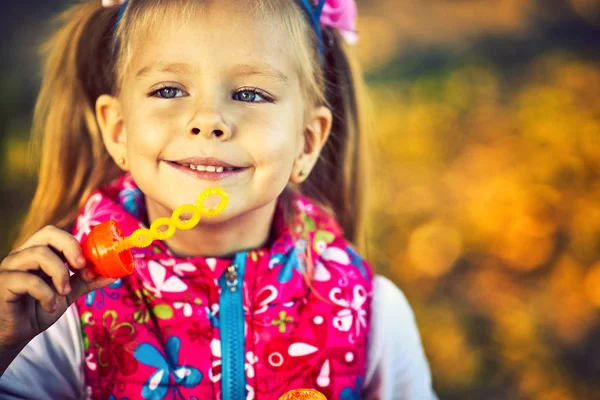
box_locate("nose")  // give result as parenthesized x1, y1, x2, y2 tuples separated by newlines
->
(186, 108, 232, 141)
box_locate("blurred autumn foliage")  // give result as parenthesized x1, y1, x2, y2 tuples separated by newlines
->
(1, 0, 600, 399)
(365, 56, 600, 399)
(354, 1, 600, 399)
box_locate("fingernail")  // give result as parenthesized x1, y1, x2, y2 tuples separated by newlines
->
(77, 256, 86, 267)
(64, 282, 71, 295)
(85, 268, 96, 281)
(50, 298, 58, 312)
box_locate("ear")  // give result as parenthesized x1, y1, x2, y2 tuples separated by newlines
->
(290, 105, 333, 184)
(96, 94, 128, 170)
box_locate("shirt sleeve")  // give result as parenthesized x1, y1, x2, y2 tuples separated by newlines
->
(0, 305, 86, 400)
(363, 275, 438, 400)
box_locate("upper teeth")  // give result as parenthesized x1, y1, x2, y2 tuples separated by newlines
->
(182, 164, 234, 173)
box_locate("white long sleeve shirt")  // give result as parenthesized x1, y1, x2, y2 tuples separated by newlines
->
(0, 276, 437, 399)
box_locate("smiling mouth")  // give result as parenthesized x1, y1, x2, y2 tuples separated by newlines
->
(166, 158, 248, 180)
(174, 162, 242, 173)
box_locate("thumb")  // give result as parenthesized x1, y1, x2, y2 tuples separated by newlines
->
(67, 272, 116, 304)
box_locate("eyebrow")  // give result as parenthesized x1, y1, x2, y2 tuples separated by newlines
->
(135, 61, 288, 83)
(229, 63, 289, 83)
(136, 62, 193, 79)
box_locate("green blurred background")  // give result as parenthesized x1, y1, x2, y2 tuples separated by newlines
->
(1, 1, 600, 399)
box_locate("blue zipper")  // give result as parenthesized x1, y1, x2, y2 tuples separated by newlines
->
(218, 251, 247, 399)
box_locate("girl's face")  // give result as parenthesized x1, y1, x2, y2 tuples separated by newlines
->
(98, 1, 331, 238)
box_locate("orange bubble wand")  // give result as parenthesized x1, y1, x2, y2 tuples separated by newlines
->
(82, 188, 228, 279)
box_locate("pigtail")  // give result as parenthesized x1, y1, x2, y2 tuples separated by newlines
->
(16, 2, 121, 246)
(300, 28, 371, 248)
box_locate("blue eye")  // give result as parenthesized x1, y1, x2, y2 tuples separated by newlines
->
(233, 88, 272, 103)
(151, 87, 187, 99)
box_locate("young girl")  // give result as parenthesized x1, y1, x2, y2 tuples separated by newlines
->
(0, 0, 436, 399)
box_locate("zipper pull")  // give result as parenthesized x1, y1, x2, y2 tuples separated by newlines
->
(225, 264, 238, 292)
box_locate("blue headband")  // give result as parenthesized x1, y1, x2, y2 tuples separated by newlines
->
(114, 0, 328, 55)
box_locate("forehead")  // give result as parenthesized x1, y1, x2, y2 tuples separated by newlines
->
(124, 1, 298, 82)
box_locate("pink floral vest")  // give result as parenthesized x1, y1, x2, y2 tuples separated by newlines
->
(73, 174, 373, 400)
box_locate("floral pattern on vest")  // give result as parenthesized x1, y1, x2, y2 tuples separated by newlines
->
(73, 174, 373, 400)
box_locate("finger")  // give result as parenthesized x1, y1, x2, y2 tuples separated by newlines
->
(1, 271, 57, 313)
(78, 258, 100, 284)
(2, 246, 71, 296)
(13, 226, 86, 271)
(67, 273, 116, 305)
(80, 264, 98, 283)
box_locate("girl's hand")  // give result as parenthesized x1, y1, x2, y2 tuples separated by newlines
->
(0, 226, 115, 353)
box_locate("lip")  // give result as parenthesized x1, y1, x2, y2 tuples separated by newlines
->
(165, 158, 249, 181)
(171, 157, 241, 168)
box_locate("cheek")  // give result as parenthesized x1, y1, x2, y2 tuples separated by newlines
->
(260, 134, 295, 159)
(246, 120, 300, 190)
(122, 92, 185, 154)
(250, 100, 303, 156)
(124, 110, 171, 161)
(248, 112, 301, 167)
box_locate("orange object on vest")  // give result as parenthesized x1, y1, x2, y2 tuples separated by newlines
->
(82, 219, 134, 279)
(278, 389, 327, 400)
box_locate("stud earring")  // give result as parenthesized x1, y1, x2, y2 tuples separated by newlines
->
(299, 170, 306, 177)
(118, 157, 126, 165)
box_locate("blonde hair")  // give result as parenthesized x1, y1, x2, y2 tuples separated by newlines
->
(16, 0, 371, 249)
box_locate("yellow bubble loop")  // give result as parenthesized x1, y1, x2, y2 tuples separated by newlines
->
(196, 187, 229, 217)
(130, 228, 153, 248)
(172, 204, 202, 230)
(115, 187, 228, 249)
(150, 217, 177, 241)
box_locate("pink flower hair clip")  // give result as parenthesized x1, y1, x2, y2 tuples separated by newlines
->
(319, 0, 359, 45)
